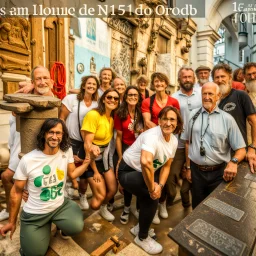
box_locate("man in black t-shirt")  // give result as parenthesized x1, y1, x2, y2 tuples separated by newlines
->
(212, 63, 256, 173)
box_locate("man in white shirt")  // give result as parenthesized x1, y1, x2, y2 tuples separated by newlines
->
(0, 66, 54, 222)
(0, 118, 99, 256)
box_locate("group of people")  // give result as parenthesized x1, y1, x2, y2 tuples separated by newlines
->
(0, 61, 256, 255)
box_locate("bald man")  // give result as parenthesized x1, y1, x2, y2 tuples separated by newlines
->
(0, 66, 54, 221)
(181, 82, 246, 208)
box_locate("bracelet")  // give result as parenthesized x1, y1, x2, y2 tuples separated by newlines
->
(159, 183, 164, 190)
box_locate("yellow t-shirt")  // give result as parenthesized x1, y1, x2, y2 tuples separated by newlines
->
(81, 110, 114, 146)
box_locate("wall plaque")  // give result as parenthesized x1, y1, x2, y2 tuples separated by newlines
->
(204, 198, 244, 221)
(188, 219, 246, 256)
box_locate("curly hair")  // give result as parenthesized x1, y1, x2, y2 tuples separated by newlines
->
(77, 76, 99, 102)
(116, 86, 143, 132)
(37, 118, 71, 152)
(158, 106, 183, 135)
(211, 63, 232, 80)
(94, 88, 120, 117)
(243, 62, 256, 75)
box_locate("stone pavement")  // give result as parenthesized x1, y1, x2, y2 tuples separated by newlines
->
(0, 181, 192, 256)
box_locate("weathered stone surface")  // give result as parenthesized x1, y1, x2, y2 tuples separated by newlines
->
(3, 94, 61, 108)
(72, 212, 122, 254)
(116, 243, 149, 256)
(0, 101, 34, 113)
(19, 108, 58, 154)
(169, 162, 256, 256)
(50, 235, 89, 256)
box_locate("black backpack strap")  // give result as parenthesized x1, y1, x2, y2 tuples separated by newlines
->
(149, 94, 156, 121)
(145, 89, 149, 98)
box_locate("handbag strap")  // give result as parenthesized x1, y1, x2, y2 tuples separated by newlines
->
(78, 100, 84, 141)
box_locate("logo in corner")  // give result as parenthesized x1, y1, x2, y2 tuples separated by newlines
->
(223, 102, 236, 112)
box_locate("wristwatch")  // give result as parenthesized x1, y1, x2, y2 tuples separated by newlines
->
(159, 183, 164, 190)
(231, 157, 239, 164)
(186, 166, 191, 169)
(248, 144, 256, 150)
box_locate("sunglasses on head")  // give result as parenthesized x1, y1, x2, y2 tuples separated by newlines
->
(105, 95, 119, 101)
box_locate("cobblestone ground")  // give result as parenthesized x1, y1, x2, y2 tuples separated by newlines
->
(0, 181, 191, 256)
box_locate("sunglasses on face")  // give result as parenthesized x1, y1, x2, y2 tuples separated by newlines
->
(105, 95, 119, 101)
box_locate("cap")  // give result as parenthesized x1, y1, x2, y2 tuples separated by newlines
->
(195, 65, 211, 73)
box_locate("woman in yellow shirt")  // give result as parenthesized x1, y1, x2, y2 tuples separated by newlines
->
(81, 88, 120, 221)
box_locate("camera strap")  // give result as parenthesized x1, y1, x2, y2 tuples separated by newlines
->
(190, 107, 202, 143)
(200, 112, 209, 146)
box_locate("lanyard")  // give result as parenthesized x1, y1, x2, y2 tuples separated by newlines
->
(200, 112, 209, 146)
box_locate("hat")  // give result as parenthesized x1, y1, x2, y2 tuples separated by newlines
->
(195, 65, 211, 73)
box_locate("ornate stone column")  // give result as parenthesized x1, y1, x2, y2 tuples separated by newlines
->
(196, 30, 221, 68)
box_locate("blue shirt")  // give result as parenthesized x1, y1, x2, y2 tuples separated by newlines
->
(172, 88, 202, 148)
(181, 106, 246, 165)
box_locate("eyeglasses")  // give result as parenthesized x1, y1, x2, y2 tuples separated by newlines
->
(161, 117, 177, 123)
(127, 94, 139, 98)
(47, 131, 64, 137)
(105, 95, 119, 101)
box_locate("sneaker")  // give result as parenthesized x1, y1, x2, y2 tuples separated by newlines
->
(152, 210, 160, 225)
(120, 210, 129, 224)
(0, 209, 9, 221)
(134, 235, 163, 254)
(107, 203, 114, 212)
(79, 194, 89, 210)
(59, 230, 71, 240)
(159, 201, 168, 219)
(130, 224, 157, 240)
(65, 182, 74, 199)
(132, 209, 139, 219)
(99, 204, 115, 222)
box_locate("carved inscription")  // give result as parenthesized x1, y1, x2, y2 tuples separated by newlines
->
(188, 219, 246, 256)
(204, 198, 244, 221)
(109, 18, 133, 37)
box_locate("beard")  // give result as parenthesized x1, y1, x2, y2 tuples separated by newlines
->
(180, 82, 194, 91)
(246, 79, 256, 93)
(219, 83, 231, 96)
(36, 86, 50, 95)
(198, 78, 209, 85)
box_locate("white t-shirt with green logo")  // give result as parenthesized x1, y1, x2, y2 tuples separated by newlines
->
(123, 126, 178, 172)
(14, 148, 74, 214)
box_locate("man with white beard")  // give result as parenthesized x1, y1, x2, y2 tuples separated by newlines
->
(212, 63, 256, 173)
(243, 62, 256, 145)
(0, 66, 54, 221)
(194, 65, 211, 89)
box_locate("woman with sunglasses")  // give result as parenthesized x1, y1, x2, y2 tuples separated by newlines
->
(114, 86, 143, 224)
(81, 88, 120, 221)
(60, 76, 99, 210)
(136, 75, 154, 100)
